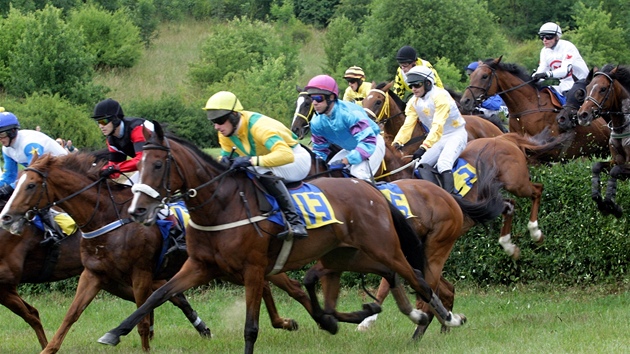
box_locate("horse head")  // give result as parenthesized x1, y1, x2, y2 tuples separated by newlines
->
(556, 74, 588, 131)
(0, 152, 50, 235)
(461, 56, 503, 112)
(290, 86, 314, 139)
(578, 65, 617, 126)
(362, 81, 394, 123)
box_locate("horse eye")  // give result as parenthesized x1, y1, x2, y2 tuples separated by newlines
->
(481, 74, 488, 79)
(26, 183, 36, 190)
(154, 161, 163, 169)
(575, 89, 586, 101)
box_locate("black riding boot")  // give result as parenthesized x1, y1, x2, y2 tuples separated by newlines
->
(259, 176, 308, 240)
(440, 170, 457, 195)
(486, 113, 508, 133)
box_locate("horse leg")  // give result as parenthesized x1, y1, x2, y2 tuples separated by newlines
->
(526, 183, 545, 246)
(603, 164, 630, 218)
(413, 276, 455, 340)
(167, 292, 212, 337)
(356, 277, 391, 331)
(303, 263, 339, 334)
(243, 266, 267, 354)
(41, 270, 103, 354)
(497, 198, 521, 260)
(264, 274, 312, 330)
(592, 161, 611, 214)
(0, 284, 48, 349)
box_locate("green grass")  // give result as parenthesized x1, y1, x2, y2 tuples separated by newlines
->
(1, 284, 628, 353)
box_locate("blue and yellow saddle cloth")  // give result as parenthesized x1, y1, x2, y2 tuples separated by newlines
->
(267, 183, 343, 229)
(376, 183, 416, 219)
(452, 158, 477, 197)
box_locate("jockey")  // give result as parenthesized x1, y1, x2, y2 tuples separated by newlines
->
(342, 66, 373, 106)
(204, 91, 310, 240)
(91, 98, 154, 181)
(0, 110, 68, 199)
(466, 61, 509, 133)
(392, 66, 467, 195)
(306, 74, 385, 182)
(393, 45, 443, 102)
(532, 22, 589, 95)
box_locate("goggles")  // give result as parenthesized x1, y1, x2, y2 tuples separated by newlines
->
(0, 131, 8, 138)
(409, 82, 424, 89)
(95, 117, 111, 126)
(539, 34, 556, 40)
(346, 78, 359, 84)
(211, 114, 231, 125)
(310, 94, 326, 103)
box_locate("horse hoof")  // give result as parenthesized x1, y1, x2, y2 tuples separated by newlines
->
(285, 319, 299, 331)
(445, 313, 466, 327)
(511, 247, 521, 261)
(362, 302, 382, 315)
(318, 314, 339, 335)
(409, 309, 430, 325)
(535, 233, 544, 246)
(197, 325, 212, 338)
(97, 332, 120, 346)
(357, 314, 378, 331)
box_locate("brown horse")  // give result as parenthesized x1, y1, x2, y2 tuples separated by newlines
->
(362, 87, 563, 259)
(461, 57, 610, 161)
(361, 82, 503, 157)
(0, 220, 82, 350)
(577, 65, 630, 218)
(97, 122, 469, 354)
(0, 153, 216, 353)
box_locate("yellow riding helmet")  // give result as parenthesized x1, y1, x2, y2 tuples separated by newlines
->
(344, 66, 366, 80)
(203, 91, 244, 121)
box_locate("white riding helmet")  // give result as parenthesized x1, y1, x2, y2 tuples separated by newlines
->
(405, 65, 435, 85)
(538, 22, 562, 38)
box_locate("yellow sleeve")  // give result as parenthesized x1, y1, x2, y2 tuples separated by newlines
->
(422, 94, 450, 149)
(393, 99, 419, 145)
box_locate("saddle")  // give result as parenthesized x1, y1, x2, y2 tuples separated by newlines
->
(541, 87, 566, 108)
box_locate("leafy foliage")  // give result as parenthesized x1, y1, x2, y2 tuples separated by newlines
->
(69, 4, 143, 68)
(294, 0, 339, 28)
(5, 5, 105, 105)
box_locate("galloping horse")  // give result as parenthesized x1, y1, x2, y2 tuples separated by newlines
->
(361, 82, 503, 157)
(97, 122, 468, 354)
(361, 87, 566, 260)
(461, 57, 610, 161)
(0, 153, 214, 353)
(577, 65, 630, 218)
(0, 221, 81, 350)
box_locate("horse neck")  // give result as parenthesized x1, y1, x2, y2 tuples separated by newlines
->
(493, 71, 539, 111)
(606, 81, 630, 129)
(46, 169, 129, 230)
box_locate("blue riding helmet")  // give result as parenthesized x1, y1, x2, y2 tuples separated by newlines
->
(0, 112, 20, 140)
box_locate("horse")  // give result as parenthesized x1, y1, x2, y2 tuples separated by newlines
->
(361, 82, 503, 157)
(576, 65, 630, 218)
(461, 57, 610, 161)
(361, 86, 568, 260)
(96, 122, 469, 354)
(555, 75, 589, 132)
(0, 219, 82, 350)
(0, 152, 216, 353)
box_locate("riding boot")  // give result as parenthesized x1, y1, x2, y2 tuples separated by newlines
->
(259, 175, 308, 240)
(40, 210, 65, 245)
(164, 214, 186, 256)
(440, 170, 458, 196)
(486, 113, 508, 133)
(415, 164, 440, 186)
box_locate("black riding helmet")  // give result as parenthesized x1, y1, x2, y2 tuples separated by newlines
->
(92, 98, 124, 129)
(396, 46, 418, 64)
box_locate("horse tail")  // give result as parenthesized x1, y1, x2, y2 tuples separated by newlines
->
(498, 128, 573, 161)
(454, 155, 505, 224)
(387, 199, 427, 272)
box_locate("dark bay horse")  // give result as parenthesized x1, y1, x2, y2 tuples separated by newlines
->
(0, 221, 81, 350)
(362, 87, 565, 259)
(461, 57, 610, 161)
(98, 122, 468, 354)
(0, 153, 214, 353)
(361, 82, 503, 157)
(577, 65, 630, 218)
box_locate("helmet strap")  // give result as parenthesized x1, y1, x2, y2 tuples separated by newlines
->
(226, 112, 240, 137)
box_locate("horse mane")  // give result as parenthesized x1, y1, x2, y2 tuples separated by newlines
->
(375, 81, 406, 111)
(483, 58, 535, 87)
(32, 152, 105, 180)
(163, 133, 229, 172)
(602, 64, 630, 92)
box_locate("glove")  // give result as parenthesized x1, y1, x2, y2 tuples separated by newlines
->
(230, 156, 252, 170)
(219, 155, 231, 166)
(0, 184, 14, 198)
(328, 159, 347, 170)
(532, 72, 549, 81)
(412, 147, 426, 160)
(100, 165, 121, 179)
(393, 142, 403, 151)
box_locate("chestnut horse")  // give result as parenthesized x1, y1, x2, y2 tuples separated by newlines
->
(0, 219, 81, 350)
(461, 57, 610, 161)
(97, 123, 469, 354)
(0, 153, 215, 353)
(577, 65, 630, 218)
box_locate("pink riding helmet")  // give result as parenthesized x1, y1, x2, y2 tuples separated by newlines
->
(305, 75, 339, 97)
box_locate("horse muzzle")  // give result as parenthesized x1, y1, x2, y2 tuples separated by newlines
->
(0, 214, 26, 235)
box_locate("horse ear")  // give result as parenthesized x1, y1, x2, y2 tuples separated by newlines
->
(153, 120, 164, 141)
(296, 85, 304, 93)
(30, 150, 39, 164)
(572, 73, 579, 81)
(496, 55, 503, 64)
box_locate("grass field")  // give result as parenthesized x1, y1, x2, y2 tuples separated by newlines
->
(1, 283, 628, 353)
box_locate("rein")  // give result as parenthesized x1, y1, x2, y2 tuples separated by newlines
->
(364, 89, 405, 124)
(585, 72, 629, 137)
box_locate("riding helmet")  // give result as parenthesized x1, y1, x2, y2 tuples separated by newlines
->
(305, 75, 339, 97)
(396, 46, 418, 64)
(203, 91, 244, 124)
(538, 22, 562, 38)
(92, 98, 124, 127)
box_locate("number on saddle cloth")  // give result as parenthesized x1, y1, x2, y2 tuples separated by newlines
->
(414, 158, 477, 198)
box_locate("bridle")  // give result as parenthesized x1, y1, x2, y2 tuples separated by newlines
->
(465, 64, 554, 119)
(292, 92, 314, 129)
(363, 89, 404, 125)
(584, 72, 630, 137)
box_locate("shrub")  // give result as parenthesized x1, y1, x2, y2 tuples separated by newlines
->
(69, 4, 143, 68)
(6, 5, 105, 105)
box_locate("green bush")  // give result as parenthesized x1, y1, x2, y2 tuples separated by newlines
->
(6, 92, 104, 150)
(127, 93, 217, 148)
(69, 4, 143, 68)
(444, 158, 630, 286)
(5, 5, 105, 105)
(188, 17, 301, 87)
(0, 8, 35, 87)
